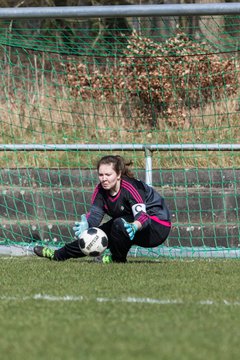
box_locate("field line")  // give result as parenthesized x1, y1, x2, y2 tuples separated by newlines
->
(0, 294, 240, 306)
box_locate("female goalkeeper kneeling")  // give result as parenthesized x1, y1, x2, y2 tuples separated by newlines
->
(34, 155, 171, 263)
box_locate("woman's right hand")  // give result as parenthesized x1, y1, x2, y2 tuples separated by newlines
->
(73, 214, 89, 238)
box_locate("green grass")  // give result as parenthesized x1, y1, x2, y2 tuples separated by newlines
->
(1, 257, 240, 360)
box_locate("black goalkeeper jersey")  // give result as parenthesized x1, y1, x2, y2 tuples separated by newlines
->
(86, 176, 171, 230)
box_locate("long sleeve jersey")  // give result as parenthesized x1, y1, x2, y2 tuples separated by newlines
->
(86, 176, 171, 230)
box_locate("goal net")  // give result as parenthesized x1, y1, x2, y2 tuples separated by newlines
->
(0, 10, 240, 258)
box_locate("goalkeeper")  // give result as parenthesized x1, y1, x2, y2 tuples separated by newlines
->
(34, 155, 171, 263)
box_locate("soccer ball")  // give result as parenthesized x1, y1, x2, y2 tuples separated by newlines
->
(78, 227, 108, 257)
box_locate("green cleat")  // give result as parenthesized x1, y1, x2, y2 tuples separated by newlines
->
(102, 254, 113, 264)
(34, 246, 55, 260)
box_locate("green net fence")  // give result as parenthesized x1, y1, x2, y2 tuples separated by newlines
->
(0, 13, 240, 257)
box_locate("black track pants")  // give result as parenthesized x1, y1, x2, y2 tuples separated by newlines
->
(53, 216, 171, 262)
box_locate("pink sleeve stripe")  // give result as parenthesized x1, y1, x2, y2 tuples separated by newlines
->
(121, 179, 143, 203)
(138, 213, 149, 224)
(91, 184, 100, 204)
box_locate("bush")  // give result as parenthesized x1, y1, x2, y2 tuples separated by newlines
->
(67, 31, 238, 128)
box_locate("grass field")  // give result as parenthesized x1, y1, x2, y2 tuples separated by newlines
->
(1, 256, 240, 360)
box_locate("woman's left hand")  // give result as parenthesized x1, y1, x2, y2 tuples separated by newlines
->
(122, 219, 138, 241)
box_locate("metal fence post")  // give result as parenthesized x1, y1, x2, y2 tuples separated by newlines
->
(145, 147, 152, 186)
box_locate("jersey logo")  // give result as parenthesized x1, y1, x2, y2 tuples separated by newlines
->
(132, 203, 146, 216)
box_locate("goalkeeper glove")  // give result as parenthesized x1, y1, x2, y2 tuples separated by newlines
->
(73, 214, 89, 238)
(122, 219, 138, 241)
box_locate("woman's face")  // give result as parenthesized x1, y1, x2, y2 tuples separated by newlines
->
(98, 163, 121, 192)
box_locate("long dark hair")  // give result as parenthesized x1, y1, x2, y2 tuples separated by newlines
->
(97, 155, 134, 178)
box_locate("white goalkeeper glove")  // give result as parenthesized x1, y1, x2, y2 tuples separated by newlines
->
(73, 214, 89, 238)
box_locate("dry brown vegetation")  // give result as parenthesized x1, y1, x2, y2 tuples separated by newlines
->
(67, 31, 239, 132)
(0, 31, 240, 168)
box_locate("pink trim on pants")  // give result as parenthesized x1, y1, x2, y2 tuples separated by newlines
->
(150, 215, 172, 228)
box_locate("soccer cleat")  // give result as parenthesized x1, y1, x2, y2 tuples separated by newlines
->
(102, 254, 113, 264)
(34, 246, 55, 260)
